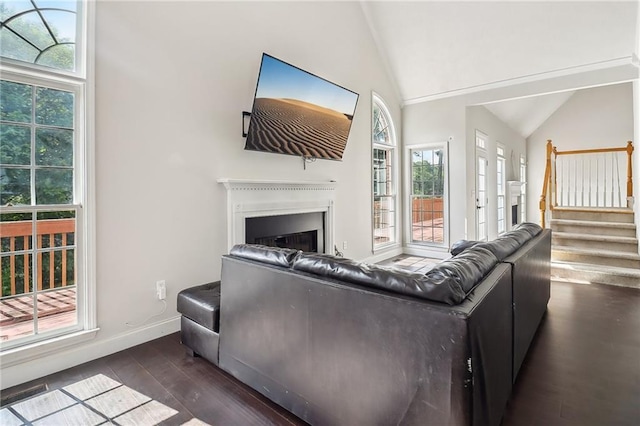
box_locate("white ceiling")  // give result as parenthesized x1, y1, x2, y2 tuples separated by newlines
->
(483, 90, 575, 138)
(361, 0, 639, 138)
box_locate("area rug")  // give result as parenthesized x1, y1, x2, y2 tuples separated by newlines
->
(0, 374, 209, 426)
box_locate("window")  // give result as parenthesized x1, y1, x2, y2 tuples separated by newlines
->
(1, 1, 93, 351)
(520, 154, 527, 222)
(410, 144, 447, 246)
(475, 131, 488, 241)
(497, 145, 506, 234)
(372, 95, 397, 249)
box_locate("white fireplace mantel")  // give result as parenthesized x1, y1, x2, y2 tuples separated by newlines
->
(217, 178, 337, 252)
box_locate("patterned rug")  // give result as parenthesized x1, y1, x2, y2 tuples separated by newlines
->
(0, 374, 209, 426)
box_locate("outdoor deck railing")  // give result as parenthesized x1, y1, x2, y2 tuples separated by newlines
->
(1, 219, 75, 297)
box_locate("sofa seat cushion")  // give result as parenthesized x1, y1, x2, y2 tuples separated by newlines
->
(292, 253, 475, 305)
(177, 282, 221, 331)
(230, 244, 299, 268)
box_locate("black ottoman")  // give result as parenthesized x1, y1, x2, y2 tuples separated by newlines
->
(177, 282, 221, 366)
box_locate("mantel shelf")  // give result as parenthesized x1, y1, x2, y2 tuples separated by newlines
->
(217, 178, 337, 191)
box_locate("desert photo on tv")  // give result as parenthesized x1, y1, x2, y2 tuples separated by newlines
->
(245, 54, 359, 160)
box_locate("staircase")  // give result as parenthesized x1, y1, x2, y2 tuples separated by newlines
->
(550, 207, 640, 288)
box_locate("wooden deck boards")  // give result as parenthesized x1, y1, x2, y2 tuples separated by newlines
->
(0, 289, 76, 341)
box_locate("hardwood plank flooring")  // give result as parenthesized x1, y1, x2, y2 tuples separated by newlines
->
(2, 281, 639, 425)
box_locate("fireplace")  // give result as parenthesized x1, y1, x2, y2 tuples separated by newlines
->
(218, 179, 336, 254)
(511, 205, 519, 226)
(507, 181, 524, 230)
(246, 212, 324, 253)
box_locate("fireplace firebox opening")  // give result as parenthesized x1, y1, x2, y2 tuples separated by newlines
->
(245, 212, 325, 253)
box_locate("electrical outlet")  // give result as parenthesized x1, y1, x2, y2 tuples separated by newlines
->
(156, 280, 166, 300)
(343, 241, 348, 250)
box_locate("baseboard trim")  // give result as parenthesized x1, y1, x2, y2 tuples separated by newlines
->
(361, 246, 403, 264)
(0, 316, 180, 389)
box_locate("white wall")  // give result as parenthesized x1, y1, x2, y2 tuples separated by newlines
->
(401, 95, 525, 247)
(466, 106, 527, 240)
(402, 97, 467, 250)
(526, 83, 635, 222)
(1, 1, 401, 388)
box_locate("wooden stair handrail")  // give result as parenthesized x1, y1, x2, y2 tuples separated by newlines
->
(539, 140, 553, 228)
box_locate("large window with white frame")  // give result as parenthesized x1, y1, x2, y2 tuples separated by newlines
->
(0, 0, 93, 350)
(497, 145, 506, 234)
(409, 143, 447, 246)
(372, 94, 397, 249)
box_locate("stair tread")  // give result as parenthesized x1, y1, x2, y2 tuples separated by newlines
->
(552, 261, 640, 276)
(550, 219, 636, 229)
(553, 207, 633, 214)
(552, 232, 638, 243)
(552, 246, 640, 260)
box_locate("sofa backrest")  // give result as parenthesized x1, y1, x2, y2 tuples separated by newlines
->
(229, 244, 299, 268)
(291, 253, 469, 305)
(452, 222, 543, 261)
(228, 243, 499, 306)
(219, 254, 513, 426)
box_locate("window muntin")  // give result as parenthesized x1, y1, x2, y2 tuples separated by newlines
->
(0, 1, 79, 72)
(373, 147, 395, 245)
(1, 81, 75, 206)
(410, 146, 446, 245)
(1, 208, 78, 341)
(476, 131, 487, 149)
(1, 78, 81, 346)
(373, 99, 391, 145)
(372, 95, 397, 249)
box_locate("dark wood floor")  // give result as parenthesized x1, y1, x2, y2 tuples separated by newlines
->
(2, 281, 639, 425)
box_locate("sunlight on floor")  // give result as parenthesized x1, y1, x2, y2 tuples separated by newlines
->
(0, 374, 210, 426)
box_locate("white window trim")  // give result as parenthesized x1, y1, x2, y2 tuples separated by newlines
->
(404, 142, 450, 251)
(497, 144, 506, 234)
(520, 154, 527, 223)
(0, 0, 97, 362)
(371, 93, 399, 253)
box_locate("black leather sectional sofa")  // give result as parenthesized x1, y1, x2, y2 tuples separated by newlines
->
(197, 223, 550, 426)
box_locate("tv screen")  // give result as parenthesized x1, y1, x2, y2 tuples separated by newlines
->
(245, 53, 359, 161)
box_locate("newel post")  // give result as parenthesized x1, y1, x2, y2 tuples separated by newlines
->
(627, 141, 634, 206)
(539, 139, 553, 228)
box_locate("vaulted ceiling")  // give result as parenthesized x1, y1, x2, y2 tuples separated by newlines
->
(361, 1, 639, 138)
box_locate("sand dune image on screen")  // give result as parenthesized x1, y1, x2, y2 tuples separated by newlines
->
(246, 98, 353, 160)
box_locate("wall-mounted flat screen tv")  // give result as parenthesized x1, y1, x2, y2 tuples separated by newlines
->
(245, 53, 359, 161)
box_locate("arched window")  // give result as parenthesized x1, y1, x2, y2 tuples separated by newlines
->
(372, 94, 398, 249)
(0, 1, 79, 72)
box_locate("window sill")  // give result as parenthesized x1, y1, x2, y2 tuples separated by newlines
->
(404, 244, 450, 260)
(0, 328, 99, 368)
(364, 243, 403, 264)
(373, 241, 401, 254)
